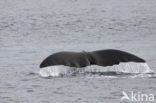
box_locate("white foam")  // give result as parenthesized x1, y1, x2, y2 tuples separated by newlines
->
(85, 62, 153, 73)
(39, 62, 153, 77)
(39, 65, 76, 77)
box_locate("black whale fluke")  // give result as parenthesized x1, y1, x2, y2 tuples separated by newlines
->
(40, 49, 145, 68)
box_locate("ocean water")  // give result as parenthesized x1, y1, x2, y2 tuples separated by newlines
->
(0, 0, 156, 103)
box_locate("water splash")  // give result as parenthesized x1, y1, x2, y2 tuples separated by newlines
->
(39, 62, 154, 78)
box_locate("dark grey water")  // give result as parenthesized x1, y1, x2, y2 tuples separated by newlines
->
(0, 0, 156, 103)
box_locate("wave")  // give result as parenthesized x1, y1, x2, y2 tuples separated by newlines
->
(39, 62, 154, 78)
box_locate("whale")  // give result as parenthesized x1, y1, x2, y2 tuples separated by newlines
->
(40, 49, 146, 68)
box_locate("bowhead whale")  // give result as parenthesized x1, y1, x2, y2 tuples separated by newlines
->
(40, 49, 146, 68)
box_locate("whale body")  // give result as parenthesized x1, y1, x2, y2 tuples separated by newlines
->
(40, 49, 146, 68)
